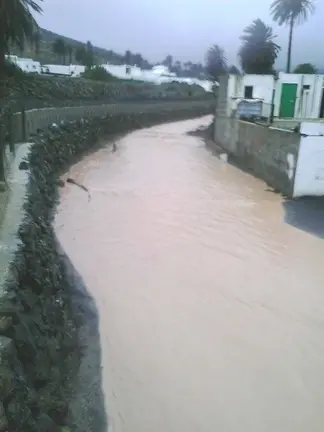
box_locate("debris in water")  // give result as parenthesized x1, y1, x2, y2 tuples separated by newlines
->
(219, 153, 228, 163)
(66, 178, 91, 201)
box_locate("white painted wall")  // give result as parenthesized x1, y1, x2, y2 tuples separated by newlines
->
(227, 74, 275, 117)
(293, 121, 324, 197)
(274, 72, 324, 119)
(16, 58, 41, 74)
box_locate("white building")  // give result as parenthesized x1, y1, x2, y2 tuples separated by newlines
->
(41, 64, 85, 77)
(6, 55, 41, 74)
(274, 72, 324, 119)
(227, 72, 324, 121)
(227, 74, 276, 118)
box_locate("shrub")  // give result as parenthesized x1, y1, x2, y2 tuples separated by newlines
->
(81, 66, 118, 82)
(3, 59, 27, 79)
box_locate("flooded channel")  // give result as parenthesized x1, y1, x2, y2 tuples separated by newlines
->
(55, 116, 324, 432)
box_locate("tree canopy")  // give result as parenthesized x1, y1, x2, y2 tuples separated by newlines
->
(238, 19, 280, 74)
(205, 44, 227, 81)
(52, 38, 67, 64)
(0, 0, 43, 76)
(293, 63, 317, 74)
(270, 0, 315, 72)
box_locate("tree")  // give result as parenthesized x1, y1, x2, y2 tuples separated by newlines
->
(163, 55, 173, 70)
(85, 41, 95, 68)
(75, 45, 86, 64)
(0, 0, 43, 77)
(238, 19, 280, 74)
(205, 44, 227, 81)
(293, 62, 317, 74)
(124, 50, 132, 65)
(270, 0, 315, 73)
(133, 53, 143, 68)
(52, 38, 66, 64)
(228, 65, 241, 74)
(67, 45, 73, 64)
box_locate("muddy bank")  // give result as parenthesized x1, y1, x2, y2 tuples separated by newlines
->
(0, 102, 212, 431)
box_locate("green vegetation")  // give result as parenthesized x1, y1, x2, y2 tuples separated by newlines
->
(81, 66, 117, 82)
(0, 0, 43, 78)
(270, 0, 315, 73)
(238, 19, 280, 74)
(293, 63, 317, 74)
(205, 44, 227, 81)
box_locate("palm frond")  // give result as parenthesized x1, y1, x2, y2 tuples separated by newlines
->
(0, 0, 43, 53)
(270, 0, 315, 25)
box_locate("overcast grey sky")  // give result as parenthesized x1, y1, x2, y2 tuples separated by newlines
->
(38, 0, 321, 67)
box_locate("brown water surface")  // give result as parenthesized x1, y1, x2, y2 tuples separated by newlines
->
(55, 116, 324, 432)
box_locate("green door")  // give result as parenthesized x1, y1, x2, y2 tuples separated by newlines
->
(279, 83, 297, 118)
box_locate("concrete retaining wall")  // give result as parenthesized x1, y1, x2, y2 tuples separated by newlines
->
(214, 75, 300, 197)
(214, 117, 300, 196)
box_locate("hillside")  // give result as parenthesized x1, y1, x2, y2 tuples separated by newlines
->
(9, 28, 147, 67)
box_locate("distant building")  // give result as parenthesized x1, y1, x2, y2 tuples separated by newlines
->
(6, 55, 41, 74)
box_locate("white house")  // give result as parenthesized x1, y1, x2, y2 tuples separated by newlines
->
(6, 55, 41, 74)
(227, 74, 276, 118)
(41, 64, 86, 77)
(274, 72, 324, 119)
(226, 72, 324, 121)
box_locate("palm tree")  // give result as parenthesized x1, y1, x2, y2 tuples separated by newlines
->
(228, 65, 241, 74)
(67, 45, 73, 64)
(270, 0, 315, 73)
(238, 19, 280, 74)
(0, 0, 43, 77)
(52, 38, 66, 64)
(205, 44, 227, 81)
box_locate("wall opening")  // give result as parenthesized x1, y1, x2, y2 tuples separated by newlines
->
(244, 86, 253, 98)
(319, 88, 324, 119)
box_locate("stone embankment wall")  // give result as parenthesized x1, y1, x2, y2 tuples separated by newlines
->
(3, 74, 211, 111)
(0, 100, 213, 432)
(214, 76, 300, 197)
(12, 101, 212, 143)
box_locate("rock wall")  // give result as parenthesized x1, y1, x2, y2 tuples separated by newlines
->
(0, 101, 212, 432)
(2, 74, 212, 111)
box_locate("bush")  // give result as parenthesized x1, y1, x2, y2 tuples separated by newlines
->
(81, 66, 118, 82)
(3, 60, 26, 80)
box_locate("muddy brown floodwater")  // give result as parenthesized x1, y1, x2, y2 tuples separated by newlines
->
(55, 116, 324, 432)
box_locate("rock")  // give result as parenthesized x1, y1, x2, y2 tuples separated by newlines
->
(0, 316, 12, 334)
(0, 402, 8, 432)
(0, 336, 16, 367)
(19, 161, 29, 170)
(56, 179, 65, 188)
(0, 182, 6, 192)
(35, 413, 58, 432)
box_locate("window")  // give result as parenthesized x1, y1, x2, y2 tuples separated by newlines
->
(303, 84, 310, 90)
(244, 85, 253, 98)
